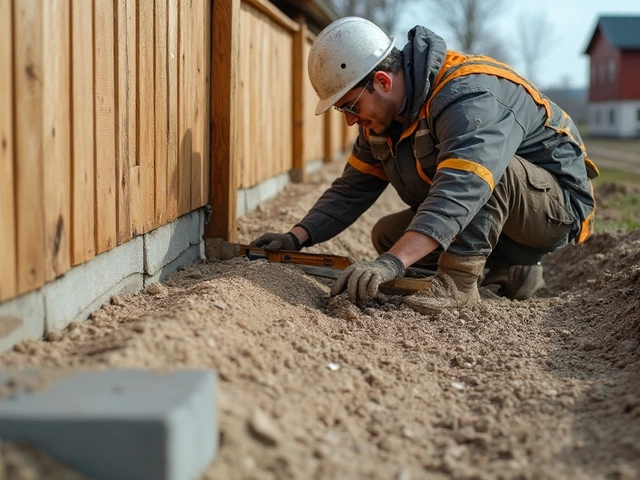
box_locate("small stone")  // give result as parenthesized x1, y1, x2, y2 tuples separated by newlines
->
(46, 331, 62, 342)
(213, 300, 227, 311)
(145, 283, 167, 296)
(132, 324, 146, 333)
(453, 425, 476, 444)
(580, 340, 598, 352)
(111, 295, 126, 306)
(451, 382, 465, 391)
(328, 362, 340, 371)
(248, 409, 281, 447)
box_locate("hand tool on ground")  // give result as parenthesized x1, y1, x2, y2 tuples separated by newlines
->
(205, 238, 435, 295)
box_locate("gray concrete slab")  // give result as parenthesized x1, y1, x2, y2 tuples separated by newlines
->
(0, 369, 218, 480)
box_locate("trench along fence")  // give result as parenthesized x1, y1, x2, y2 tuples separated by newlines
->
(0, 0, 357, 305)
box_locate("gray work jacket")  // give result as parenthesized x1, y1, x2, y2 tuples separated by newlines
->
(298, 27, 597, 250)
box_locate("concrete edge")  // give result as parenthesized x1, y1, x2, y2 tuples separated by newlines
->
(0, 209, 206, 353)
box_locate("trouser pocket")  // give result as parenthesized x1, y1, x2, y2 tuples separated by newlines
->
(502, 156, 574, 251)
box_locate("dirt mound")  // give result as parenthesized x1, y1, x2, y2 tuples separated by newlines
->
(1, 159, 639, 479)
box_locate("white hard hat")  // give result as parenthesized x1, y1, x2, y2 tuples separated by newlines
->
(308, 17, 395, 115)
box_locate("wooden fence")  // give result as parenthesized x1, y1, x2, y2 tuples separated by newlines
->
(0, 0, 210, 302)
(1, 0, 357, 304)
(208, 0, 355, 242)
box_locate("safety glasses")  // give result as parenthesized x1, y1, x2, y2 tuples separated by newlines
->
(334, 78, 371, 116)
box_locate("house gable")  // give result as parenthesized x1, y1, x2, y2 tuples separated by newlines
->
(585, 16, 640, 103)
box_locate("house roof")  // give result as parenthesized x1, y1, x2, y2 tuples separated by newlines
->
(270, 0, 339, 33)
(585, 16, 640, 54)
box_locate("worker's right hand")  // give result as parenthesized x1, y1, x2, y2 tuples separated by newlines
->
(250, 232, 301, 251)
(331, 252, 406, 302)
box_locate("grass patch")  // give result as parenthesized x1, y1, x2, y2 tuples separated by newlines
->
(593, 167, 640, 185)
(592, 168, 640, 232)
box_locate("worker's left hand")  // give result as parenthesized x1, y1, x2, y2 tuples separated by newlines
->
(331, 253, 406, 302)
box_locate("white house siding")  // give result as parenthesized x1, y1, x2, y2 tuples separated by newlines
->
(588, 100, 640, 138)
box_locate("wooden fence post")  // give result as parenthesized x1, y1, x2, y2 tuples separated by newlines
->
(207, 0, 240, 242)
(323, 112, 333, 164)
(291, 15, 307, 183)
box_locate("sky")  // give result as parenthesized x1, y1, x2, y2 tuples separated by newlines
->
(395, 0, 640, 90)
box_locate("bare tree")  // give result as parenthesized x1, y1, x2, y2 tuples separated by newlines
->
(425, 0, 509, 55)
(330, 0, 411, 35)
(517, 11, 555, 84)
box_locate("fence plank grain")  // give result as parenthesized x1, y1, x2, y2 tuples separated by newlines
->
(94, 0, 118, 253)
(13, 0, 46, 294)
(138, 0, 156, 232)
(166, 0, 179, 221)
(190, 0, 205, 210)
(43, 0, 71, 280)
(0, 0, 16, 301)
(155, 0, 168, 226)
(178, 0, 192, 215)
(115, 0, 132, 243)
(71, 0, 96, 266)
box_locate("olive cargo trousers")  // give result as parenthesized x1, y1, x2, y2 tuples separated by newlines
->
(372, 156, 575, 268)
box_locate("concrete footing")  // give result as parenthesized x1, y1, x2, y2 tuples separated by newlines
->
(0, 369, 218, 480)
(0, 209, 206, 353)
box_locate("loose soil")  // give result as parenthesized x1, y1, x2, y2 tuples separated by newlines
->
(1, 159, 639, 480)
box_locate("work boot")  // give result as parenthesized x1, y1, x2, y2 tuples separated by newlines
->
(481, 263, 545, 300)
(404, 253, 486, 314)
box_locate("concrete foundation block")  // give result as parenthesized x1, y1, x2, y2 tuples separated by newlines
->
(0, 369, 218, 480)
(145, 211, 203, 277)
(244, 184, 262, 213)
(236, 189, 247, 218)
(0, 292, 46, 353)
(145, 244, 203, 286)
(43, 237, 144, 332)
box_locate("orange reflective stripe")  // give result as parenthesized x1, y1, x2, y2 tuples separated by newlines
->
(415, 158, 433, 185)
(437, 158, 495, 190)
(577, 182, 596, 244)
(347, 153, 389, 181)
(585, 157, 600, 177)
(428, 55, 553, 119)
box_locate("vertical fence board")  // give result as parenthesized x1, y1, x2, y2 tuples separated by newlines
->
(115, 0, 132, 243)
(206, 0, 240, 241)
(0, 0, 16, 300)
(126, 0, 144, 237)
(178, 0, 192, 215)
(71, 0, 96, 265)
(154, 0, 168, 226)
(190, 0, 205, 209)
(166, 0, 179, 221)
(43, 0, 71, 280)
(94, 0, 117, 253)
(202, 0, 211, 209)
(323, 112, 333, 164)
(236, 5, 249, 189)
(139, 0, 156, 232)
(291, 16, 306, 183)
(14, 0, 45, 294)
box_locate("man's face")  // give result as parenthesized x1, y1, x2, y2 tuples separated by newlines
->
(334, 79, 397, 135)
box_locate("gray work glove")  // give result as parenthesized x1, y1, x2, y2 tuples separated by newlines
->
(331, 252, 406, 302)
(250, 232, 301, 251)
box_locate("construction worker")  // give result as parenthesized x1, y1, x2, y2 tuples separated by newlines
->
(251, 17, 598, 313)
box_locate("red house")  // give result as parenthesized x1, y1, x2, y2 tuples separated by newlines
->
(584, 16, 640, 138)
